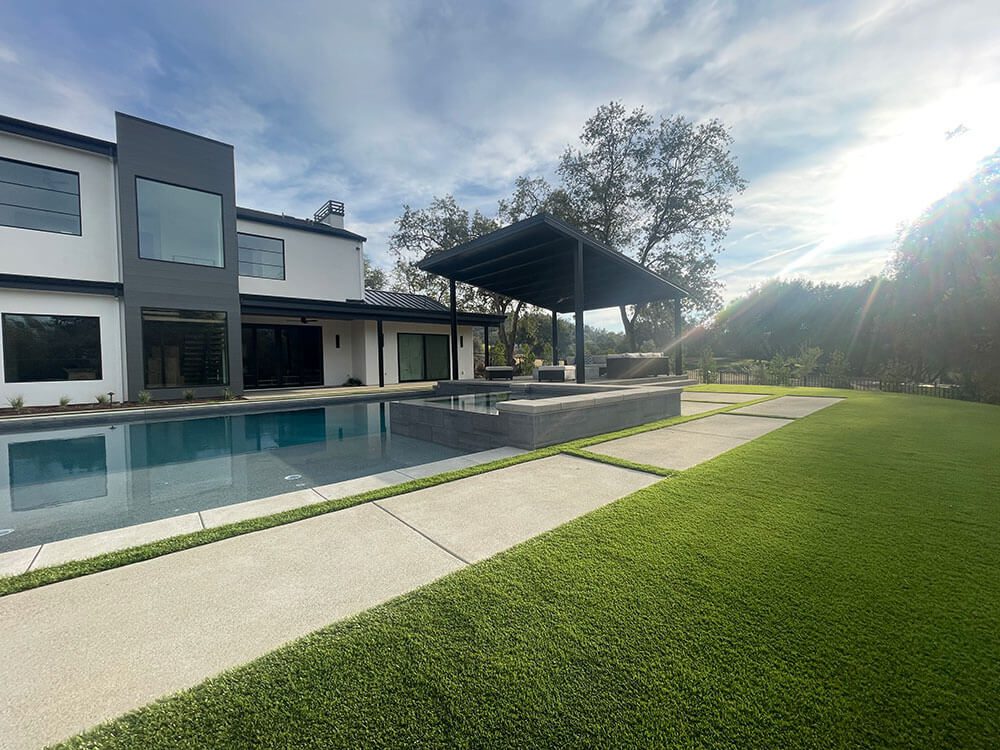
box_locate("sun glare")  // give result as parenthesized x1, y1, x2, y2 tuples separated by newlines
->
(828, 84, 1000, 244)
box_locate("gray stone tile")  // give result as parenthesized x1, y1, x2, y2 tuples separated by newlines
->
(589, 428, 749, 470)
(680, 391, 767, 403)
(200, 489, 325, 528)
(395, 456, 481, 480)
(0, 504, 463, 750)
(31, 514, 203, 571)
(730, 396, 843, 418)
(377, 455, 660, 564)
(670, 413, 793, 440)
(0, 545, 39, 577)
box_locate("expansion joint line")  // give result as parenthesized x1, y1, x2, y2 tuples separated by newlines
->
(371, 502, 471, 566)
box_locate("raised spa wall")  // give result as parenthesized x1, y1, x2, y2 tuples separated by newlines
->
(389, 380, 683, 451)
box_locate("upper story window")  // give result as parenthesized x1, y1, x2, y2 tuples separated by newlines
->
(238, 232, 285, 279)
(136, 177, 223, 267)
(0, 157, 81, 235)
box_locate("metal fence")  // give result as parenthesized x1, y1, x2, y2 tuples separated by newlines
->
(696, 370, 968, 400)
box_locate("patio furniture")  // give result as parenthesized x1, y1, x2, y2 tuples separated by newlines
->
(485, 366, 515, 380)
(537, 365, 576, 382)
(606, 353, 670, 379)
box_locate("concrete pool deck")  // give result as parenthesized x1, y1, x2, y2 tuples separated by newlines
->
(0, 454, 659, 750)
(0, 392, 844, 748)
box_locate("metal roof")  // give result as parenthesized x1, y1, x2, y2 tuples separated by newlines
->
(417, 213, 689, 313)
(364, 289, 448, 311)
(241, 293, 505, 327)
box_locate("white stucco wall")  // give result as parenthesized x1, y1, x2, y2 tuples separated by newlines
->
(0, 289, 125, 407)
(379, 322, 475, 385)
(0, 133, 120, 283)
(236, 218, 364, 302)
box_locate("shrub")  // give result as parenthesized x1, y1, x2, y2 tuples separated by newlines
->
(222, 387, 235, 401)
(826, 350, 850, 387)
(182, 389, 195, 401)
(137, 390, 151, 404)
(699, 348, 717, 384)
(58, 395, 72, 407)
(7, 394, 24, 412)
(95, 393, 110, 405)
(766, 354, 791, 386)
(343, 377, 363, 387)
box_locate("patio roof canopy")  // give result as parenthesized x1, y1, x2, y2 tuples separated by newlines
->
(418, 214, 689, 383)
(417, 213, 688, 314)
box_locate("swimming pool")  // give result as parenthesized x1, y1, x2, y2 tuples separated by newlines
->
(0, 401, 467, 552)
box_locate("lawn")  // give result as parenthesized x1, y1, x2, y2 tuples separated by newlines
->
(61, 389, 999, 749)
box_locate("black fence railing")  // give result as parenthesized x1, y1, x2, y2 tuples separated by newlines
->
(698, 371, 968, 400)
(313, 200, 345, 223)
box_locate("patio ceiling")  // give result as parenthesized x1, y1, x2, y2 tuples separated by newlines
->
(416, 213, 688, 313)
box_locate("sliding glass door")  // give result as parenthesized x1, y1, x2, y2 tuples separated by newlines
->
(242, 324, 323, 389)
(397, 333, 450, 382)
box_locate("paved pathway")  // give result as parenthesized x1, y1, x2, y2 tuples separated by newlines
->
(0, 455, 658, 750)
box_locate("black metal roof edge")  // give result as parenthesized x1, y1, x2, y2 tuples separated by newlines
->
(418, 212, 690, 298)
(236, 207, 367, 242)
(363, 288, 448, 312)
(0, 274, 123, 296)
(240, 294, 505, 325)
(0, 114, 117, 157)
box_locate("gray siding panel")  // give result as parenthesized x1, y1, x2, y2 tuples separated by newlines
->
(115, 113, 243, 400)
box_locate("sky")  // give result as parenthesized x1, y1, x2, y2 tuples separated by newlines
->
(2, 0, 998, 331)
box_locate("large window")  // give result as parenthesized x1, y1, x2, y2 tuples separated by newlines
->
(238, 232, 285, 279)
(142, 309, 228, 388)
(2, 314, 102, 382)
(136, 177, 223, 267)
(242, 324, 322, 388)
(0, 157, 81, 235)
(397, 333, 450, 382)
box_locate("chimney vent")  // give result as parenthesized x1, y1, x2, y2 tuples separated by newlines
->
(314, 200, 345, 228)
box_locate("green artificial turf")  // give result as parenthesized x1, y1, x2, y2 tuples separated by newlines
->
(57, 389, 1000, 748)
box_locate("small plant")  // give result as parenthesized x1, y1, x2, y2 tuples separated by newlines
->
(698, 348, 717, 384)
(343, 377, 363, 387)
(59, 395, 72, 407)
(95, 393, 110, 405)
(183, 389, 195, 401)
(137, 390, 151, 404)
(7, 394, 24, 412)
(222, 387, 235, 401)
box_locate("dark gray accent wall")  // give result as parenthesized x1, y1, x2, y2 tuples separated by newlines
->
(115, 113, 243, 400)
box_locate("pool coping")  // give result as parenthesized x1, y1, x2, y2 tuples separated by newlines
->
(0, 447, 527, 576)
(0, 386, 435, 434)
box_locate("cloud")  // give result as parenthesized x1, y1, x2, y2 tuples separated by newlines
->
(1, 0, 998, 334)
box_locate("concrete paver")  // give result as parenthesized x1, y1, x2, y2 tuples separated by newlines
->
(670, 413, 793, 440)
(588, 428, 749, 470)
(0, 504, 465, 750)
(730, 395, 843, 418)
(680, 400, 721, 416)
(0, 545, 39, 577)
(0, 454, 656, 750)
(681, 391, 766, 403)
(200, 489, 325, 528)
(30, 514, 203, 570)
(377, 455, 660, 563)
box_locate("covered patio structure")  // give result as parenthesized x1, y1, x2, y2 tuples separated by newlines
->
(418, 213, 689, 384)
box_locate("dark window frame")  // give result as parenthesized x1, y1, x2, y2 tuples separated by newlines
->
(237, 231, 285, 280)
(134, 175, 226, 269)
(1, 312, 102, 383)
(396, 332, 451, 383)
(0, 156, 82, 236)
(141, 307, 230, 389)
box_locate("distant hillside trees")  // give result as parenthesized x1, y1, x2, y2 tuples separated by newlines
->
(698, 148, 1000, 402)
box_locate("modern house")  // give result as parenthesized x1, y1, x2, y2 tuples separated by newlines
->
(0, 112, 503, 406)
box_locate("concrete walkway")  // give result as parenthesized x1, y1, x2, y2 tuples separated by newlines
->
(0, 454, 658, 750)
(590, 394, 842, 471)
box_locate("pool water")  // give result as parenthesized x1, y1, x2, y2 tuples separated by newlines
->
(0, 401, 467, 552)
(418, 391, 516, 414)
